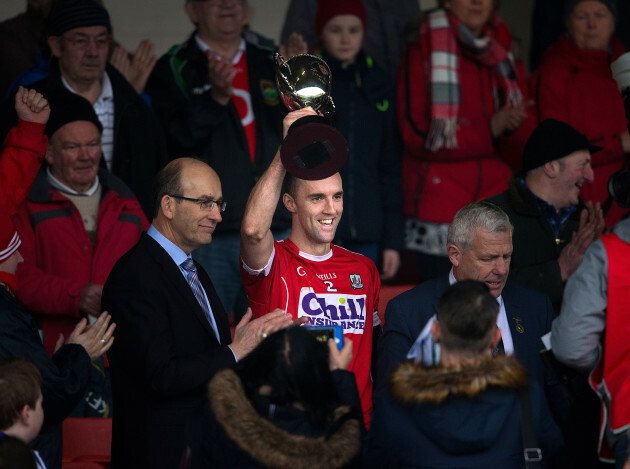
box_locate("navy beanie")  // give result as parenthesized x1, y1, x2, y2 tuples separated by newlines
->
(48, 0, 112, 37)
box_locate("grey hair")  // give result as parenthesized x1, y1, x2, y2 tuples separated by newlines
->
(447, 202, 513, 252)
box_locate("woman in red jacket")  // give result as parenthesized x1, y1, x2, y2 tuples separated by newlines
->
(531, 0, 627, 226)
(398, 0, 534, 280)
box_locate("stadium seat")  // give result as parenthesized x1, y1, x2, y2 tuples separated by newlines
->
(62, 417, 112, 467)
(377, 284, 414, 325)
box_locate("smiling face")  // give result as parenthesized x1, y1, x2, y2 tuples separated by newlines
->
(284, 173, 343, 255)
(449, 228, 512, 298)
(49, 25, 110, 87)
(46, 121, 102, 194)
(166, 161, 223, 254)
(444, 0, 494, 37)
(567, 0, 615, 51)
(321, 14, 364, 65)
(185, 0, 249, 44)
(552, 150, 595, 208)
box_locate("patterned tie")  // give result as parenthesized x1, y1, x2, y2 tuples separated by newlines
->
(180, 258, 219, 342)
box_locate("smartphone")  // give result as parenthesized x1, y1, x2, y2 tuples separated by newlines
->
(304, 325, 344, 351)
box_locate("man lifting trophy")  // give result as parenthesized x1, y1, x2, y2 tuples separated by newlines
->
(274, 52, 348, 180)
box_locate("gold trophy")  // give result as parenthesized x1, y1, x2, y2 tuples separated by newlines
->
(274, 52, 348, 180)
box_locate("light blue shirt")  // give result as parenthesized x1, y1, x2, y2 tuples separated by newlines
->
(147, 225, 221, 343)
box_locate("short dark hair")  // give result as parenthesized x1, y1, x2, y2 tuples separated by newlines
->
(151, 158, 188, 219)
(282, 172, 300, 200)
(437, 280, 499, 354)
(235, 327, 337, 430)
(0, 358, 42, 431)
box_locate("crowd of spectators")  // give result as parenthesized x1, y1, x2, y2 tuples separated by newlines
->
(2, 0, 630, 467)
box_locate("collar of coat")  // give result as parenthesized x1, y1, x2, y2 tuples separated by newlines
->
(508, 172, 584, 219)
(208, 368, 361, 469)
(390, 355, 527, 405)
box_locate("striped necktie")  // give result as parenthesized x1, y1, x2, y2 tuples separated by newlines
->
(180, 258, 219, 342)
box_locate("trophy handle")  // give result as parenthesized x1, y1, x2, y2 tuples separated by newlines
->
(274, 52, 292, 84)
(318, 95, 336, 116)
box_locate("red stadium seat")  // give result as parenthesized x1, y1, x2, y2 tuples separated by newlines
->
(377, 285, 414, 325)
(62, 462, 106, 469)
(62, 417, 112, 468)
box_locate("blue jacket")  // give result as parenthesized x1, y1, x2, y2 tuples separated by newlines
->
(376, 275, 554, 396)
(366, 357, 563, 468)
(324, 50, 404, 252)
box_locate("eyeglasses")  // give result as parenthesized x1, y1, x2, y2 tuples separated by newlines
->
(169, 195, 227, 212)
(61, 34, 110, 51)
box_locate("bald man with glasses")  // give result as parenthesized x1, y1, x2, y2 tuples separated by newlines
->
(102, 157, 300, 469)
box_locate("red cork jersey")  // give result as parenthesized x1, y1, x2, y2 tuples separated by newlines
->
(241, 239, 381, 425)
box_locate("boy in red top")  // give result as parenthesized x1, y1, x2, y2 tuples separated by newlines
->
(240, 108, 380, 426)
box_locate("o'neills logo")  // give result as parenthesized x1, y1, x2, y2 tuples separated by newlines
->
(298, 288, 366, 334)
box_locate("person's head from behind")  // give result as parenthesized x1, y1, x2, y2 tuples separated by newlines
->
(564, 0, 616, 51)
(184, 0, 249, 43)
(447, 202, 513, 298)
(0, 435, 37, 469)
(0, 358, 44, 444)
(46, 0, 112, 87)
(236, 326, 335, 429)
(44, 90, 104, 195)
(316, 0, 367, 65)
(432, 280, 501, 360)
(522, 119, 599, 210)
(282, 172, 343, 254)
(152, 158, 224, 254)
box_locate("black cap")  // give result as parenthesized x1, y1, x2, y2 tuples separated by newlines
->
(522, 119, 601, 172)
(48, 0, 112, 37)
(45, 87, 103, 138)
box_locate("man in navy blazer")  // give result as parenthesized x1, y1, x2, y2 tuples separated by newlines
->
(102, 158, 295, 469)
(376, 202, 554, 397)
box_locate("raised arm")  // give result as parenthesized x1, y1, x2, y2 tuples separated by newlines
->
(0, 87, 49, 216)
(240, 107, 317, 269)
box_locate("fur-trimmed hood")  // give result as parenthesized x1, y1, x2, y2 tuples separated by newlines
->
(391, 355, 527, 405)
(207, 369, 361, 469)
(384, 356, 530, 457)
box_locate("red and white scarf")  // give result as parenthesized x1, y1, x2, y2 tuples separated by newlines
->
(421, 9, 523, 151)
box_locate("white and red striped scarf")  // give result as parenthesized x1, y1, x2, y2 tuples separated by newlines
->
(421, 9, 523, 151)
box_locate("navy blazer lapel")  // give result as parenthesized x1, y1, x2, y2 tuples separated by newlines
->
(195, 260, 231, 345)
(142, 234, 217, 339)
(502, 283, 527, 362)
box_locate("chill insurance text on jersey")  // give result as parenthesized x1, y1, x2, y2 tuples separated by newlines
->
(297, 267, 367, 335)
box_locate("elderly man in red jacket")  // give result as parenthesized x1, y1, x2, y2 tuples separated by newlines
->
(12, 89, 148, 417)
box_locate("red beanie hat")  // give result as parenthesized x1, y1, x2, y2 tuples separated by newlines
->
(0, 208, 20, 263)
(315, 0, 367, 37)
